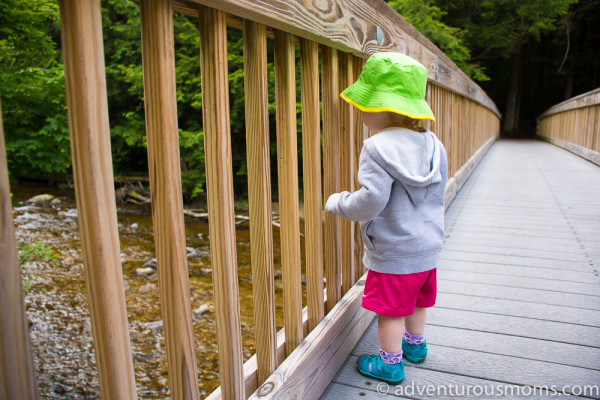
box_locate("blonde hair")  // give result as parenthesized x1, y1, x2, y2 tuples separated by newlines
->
(385, 112, 428, 133)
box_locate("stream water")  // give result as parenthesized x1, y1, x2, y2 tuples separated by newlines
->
(12, 183, 303, 399)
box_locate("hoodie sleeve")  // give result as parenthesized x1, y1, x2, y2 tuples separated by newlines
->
(325, 146, 394, 221)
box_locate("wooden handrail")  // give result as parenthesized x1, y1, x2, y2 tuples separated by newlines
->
(538, 88, 600, 119)
(175, 0, 499, 116)
(538, 88, 600, 164)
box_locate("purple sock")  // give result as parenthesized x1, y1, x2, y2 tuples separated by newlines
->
(404, 331, 425, 345)
(379, 348, 403, 365)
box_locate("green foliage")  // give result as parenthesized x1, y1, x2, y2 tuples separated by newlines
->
(388, 0, 489, 81)
(18, 241, 58, 295)
(19, 241, 59, 265)
(0, 0, 70, 177)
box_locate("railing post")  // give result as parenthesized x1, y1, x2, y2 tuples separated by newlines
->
(351, 56, 366, 279)
(300, 38, 324, 332)
(58, 1, 136, 398)
(198, 5, 245, 399)
(139, 1, 200, 398)
(0, 98, 40, 400)
(338, 52, 355, 295)
(321, 45, 342, 313)
(243, 20, 278, 385)
(274, 29, 303, 357)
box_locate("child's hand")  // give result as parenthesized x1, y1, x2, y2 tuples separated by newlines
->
(325, 193, 341, 214)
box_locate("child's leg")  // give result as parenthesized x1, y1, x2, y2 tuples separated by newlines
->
(378, 315, 404, 353)
(404, 307, 427, 335)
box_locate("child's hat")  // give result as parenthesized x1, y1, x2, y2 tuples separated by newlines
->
(340, 52, 435, 121)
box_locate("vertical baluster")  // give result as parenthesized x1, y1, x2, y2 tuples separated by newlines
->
(300, 38, 324, 332)
(58, 1, 136, 398)
(139, 1, 200, 398)
(338, 52, 354, 295)
(198, 5, 245, 399)
(0, 98, 40, 400)
(274, 29, 303, 357)
(243, 20, 278, 385)
(321, 45, 341, 313)
(351, 56, 366, 279)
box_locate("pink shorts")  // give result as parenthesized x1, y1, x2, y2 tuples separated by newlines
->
(362, 268, 437, 318)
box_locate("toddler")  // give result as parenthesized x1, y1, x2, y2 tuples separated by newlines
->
(325, 52, 448, 384)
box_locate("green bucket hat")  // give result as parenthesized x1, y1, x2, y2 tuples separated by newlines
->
(340, 52, 435, 121)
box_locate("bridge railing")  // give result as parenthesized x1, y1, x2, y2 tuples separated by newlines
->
(537, 88, 600, 166)
(0, 0, 500, 399)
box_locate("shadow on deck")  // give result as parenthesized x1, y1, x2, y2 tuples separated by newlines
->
(322, 139, 600, 399)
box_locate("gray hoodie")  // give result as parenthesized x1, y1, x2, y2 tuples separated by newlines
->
(325, 127, 448, 274)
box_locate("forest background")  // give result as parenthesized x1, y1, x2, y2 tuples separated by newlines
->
(1, 0, 599, 203)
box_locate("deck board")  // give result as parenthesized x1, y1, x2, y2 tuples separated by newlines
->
(321, 140, 600, 399)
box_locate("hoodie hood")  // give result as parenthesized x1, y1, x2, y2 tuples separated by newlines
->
(363, 128, 442, 205)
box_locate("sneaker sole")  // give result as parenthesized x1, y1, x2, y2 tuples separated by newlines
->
(356, 359, 405, 385)
(403, 354, 426, 364)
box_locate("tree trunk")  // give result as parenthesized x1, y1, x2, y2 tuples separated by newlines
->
(502, 43, 523, 137)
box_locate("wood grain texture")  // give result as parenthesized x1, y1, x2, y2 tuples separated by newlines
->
(351, 56, 366, 280)
(58, 2, 137, 398)
(198, 5, 245, 399)
(321, 45, 342, 314)
(139, 1, 200, 399)
(338, 52, 354, 296)
(538, 87, 600, 118)
(176, 0, 499, 115)
(0, 100, 40, 400)
(205, 305, 316, 400)
(300, 38, 325, 333)
(274, 29, 304, 357)
(248, 275, 374, 400)
(243, 20, 278, 386)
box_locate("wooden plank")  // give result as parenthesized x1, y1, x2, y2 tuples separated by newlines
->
(338, 52, 354, 295)
(243, 20, 278, 385)
(438, 257, 598, 285)
(0, 99, 40, 399)
(427, 308, 600, 348)
(330, 356, 587, 399)
(274, 29, 303, 356)
(437, 280, 600, 310)
(181, 0, 499, 116)
(322, 45, 342, 313)
(439, 251, 593, 272)
(58, 1, 137, 398)
(198, 5, 245, 399)
(438, 269, 600, 297)
(355, 322, 600, 370)
(300, 37, 325, 333)
(441, 243, 589, 263)
(140, 2, 200, 398)
(248, 275, 375, 400)
(436, 292, 600, 327)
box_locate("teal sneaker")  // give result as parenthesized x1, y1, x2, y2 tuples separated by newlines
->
(402, 338, 427, 363)
(356, 354, 405, 385)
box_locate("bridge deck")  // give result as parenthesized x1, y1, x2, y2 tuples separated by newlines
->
(321, 139, 600, 399)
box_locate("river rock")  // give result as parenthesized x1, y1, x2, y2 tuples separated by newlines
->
(142, 320, 163, 330)
(30, 194, 54, 204)
(62, 256, 76, 266)
(136, 267, 155, 276)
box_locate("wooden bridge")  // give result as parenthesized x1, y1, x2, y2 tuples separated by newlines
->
(0, 1, 598, 399)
